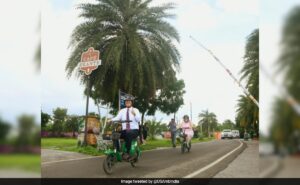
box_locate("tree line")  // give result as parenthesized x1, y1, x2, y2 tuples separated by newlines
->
(0, 115, 40, 153)
(42, 108, 84, 137)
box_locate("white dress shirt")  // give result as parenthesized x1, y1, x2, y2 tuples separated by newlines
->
(111, 107, 141, 130)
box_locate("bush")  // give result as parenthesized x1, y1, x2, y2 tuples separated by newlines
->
(146, 119, 165, 140)
(198, 133, 204, 140)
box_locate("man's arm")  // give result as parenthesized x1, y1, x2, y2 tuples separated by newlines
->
(111, 109, 122, 122)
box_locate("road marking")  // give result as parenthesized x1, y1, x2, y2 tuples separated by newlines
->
(183, 140, 244, 178)
(42, 156, 102, 165)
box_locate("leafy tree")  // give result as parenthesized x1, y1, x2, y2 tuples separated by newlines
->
(236, 29, 259, 136)
(52, 108, 68, 136)
(270, 6, 300, 153)
(146, 119, 165, 140)
(65, 115, 83, 137)
(41, 111, 51, 131)
(0, 117, 11, 142)
(15, 114, 35, 147)
(222, 119, 235, 130)
(156, 79, 185, 118)
(215, 123, 223, 132)
(160, 123, 168, 132)
(198, 110, 218, 137)
(133, 78, 185, 124)
(66, 0, 181, 117)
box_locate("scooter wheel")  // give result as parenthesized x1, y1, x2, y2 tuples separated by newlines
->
(103, 155, 114, 175)
(130, 151, 139, 167)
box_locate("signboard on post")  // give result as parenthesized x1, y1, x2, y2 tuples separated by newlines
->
(79, 47, 101, 146)
(79, 47, 102, 75)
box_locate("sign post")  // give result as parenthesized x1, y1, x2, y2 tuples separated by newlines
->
(79, 47, 101, 145)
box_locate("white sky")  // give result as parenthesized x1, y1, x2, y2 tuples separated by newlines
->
(41, 0, 258, 125)
(0, 0, 40, 124)
(260, 0, 300, 135)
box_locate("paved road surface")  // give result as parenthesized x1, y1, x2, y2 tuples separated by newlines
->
(214, 140, 259, 178)
(42, 139, 245, 178)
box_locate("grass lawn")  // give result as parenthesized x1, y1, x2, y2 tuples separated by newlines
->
(41, 137, 215, 156)
(41, 138, 103, 156)
(41, 138, 78, 150)
(0, 154, 40, 172)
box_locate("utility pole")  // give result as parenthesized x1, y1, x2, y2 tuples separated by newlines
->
(83, 75, 90, 146)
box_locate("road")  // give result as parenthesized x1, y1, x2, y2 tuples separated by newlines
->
(41, 139, 245, 178)
(260, 155, 300, 178)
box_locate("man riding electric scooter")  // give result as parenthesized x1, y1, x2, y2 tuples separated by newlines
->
(109, 96, 141, 160)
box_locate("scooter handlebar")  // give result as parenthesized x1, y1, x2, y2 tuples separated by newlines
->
(111, 120, 132, 123)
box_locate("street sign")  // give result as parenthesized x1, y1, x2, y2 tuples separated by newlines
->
(79, 47, 102, 146)
(79, 47, 101, 75)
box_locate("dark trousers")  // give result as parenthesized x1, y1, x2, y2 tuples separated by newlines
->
(114, 129, 139, 154)
(171, 131, 176, 147)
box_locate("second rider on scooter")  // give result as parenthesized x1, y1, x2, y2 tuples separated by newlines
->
(178, 115, 194, 149)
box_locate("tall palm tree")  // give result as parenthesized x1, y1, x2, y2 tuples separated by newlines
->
(236, 95, 258, 133)
(198, 109, 218, 137)
(66, 0, 181, 109)
(236, 29, 259, 136)
(240, 29, 259, 99)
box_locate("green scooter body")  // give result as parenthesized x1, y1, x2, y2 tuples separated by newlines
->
(104, 139, 141, 162)
(122, 140, 141, 156)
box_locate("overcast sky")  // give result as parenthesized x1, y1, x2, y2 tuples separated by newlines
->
(260, 0, 299, 135)
(40, 0, 259, 125)
(0, 0, 40, 125)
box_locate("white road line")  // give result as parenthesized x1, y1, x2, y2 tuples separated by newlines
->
(42, 156, 102, 165)
(183, 140, 244, 178)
